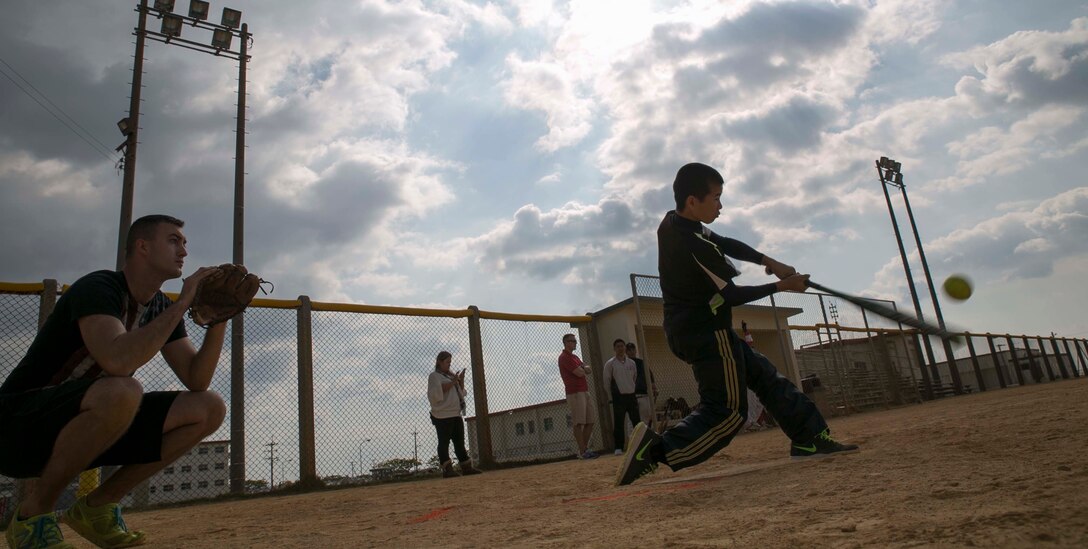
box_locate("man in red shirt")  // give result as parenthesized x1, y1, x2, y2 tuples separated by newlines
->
(558, 333, 598, 459)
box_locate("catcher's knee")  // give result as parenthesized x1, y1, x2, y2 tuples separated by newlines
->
(196, 392, 227, 429)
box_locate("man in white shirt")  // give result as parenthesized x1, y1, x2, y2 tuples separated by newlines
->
(602, 339, 639, 455)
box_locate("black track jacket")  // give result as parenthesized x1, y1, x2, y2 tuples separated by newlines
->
(657, 211, 778, 335)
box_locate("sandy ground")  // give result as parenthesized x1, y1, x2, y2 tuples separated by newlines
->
(57, 378, 1088, 548)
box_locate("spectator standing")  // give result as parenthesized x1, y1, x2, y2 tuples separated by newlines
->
(427, 351, 482, 478)
(603, 339, 639, 456)
(558, 334, 598, 459)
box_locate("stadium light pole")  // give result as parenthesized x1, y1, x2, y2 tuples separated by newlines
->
(115, 0, 149, 270)
(891, 163, 964, 394)
(121, 0, 253, 494)
(876, 158, 939, 385)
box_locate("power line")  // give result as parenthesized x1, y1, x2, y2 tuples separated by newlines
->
(0, 54, 120, 163)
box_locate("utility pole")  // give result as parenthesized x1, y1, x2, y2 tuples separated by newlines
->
(412, 429, 419, 467)
(266, 437, 277, 490)
(115, 0, 148, 269)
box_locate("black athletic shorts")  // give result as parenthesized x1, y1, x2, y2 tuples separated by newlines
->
(0, 377, 180, 479)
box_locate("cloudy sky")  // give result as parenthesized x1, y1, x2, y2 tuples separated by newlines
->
(2, 0, 1087, 340)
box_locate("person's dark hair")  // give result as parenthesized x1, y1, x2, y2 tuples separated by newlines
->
(613, 338, 625, 347)
(435, 351, 452, 371)
(125, 214, 185, 258)
(625, 342, 636, 350)
(673, 163, 724, 211)
(562, 333, 576, 343)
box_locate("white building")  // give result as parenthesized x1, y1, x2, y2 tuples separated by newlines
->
(466, 399, 606, 462)
(142, 439, 230, 505)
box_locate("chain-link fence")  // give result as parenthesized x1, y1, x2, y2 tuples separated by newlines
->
(0, 281, 600, 512)
(3, 278, 1087, 514)
(629, 274, 1087, 420)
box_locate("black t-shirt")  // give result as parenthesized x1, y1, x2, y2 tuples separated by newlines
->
(657, 211, 777, 334)
(0, 270, 186, 394)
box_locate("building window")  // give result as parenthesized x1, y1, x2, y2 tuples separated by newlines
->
(198, 447, 209, 455)
(181, 465, 191, 473)
(198, 481, 209, 488)
(214, 480, 225, 487)
(528, 420, 535, 434)
(163, 485, 174, 492)
(215, 463, 225, 470)
(164, 467, 174, 474)
(515, 422, 525, 436)
(181, 483, 191, 490)
(215, 446, 225, 453)
(543, 417, 554, 432)
(198, 464, 208, 472)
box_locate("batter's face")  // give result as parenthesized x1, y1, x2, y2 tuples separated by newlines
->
(147, 223, 188, 279)
(685, 181, 723, 224)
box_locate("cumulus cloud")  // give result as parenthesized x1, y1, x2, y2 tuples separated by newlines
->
(946, 17, 1088, 111)
(873, 187, 1088, 301)
(502, 54, 594, 152)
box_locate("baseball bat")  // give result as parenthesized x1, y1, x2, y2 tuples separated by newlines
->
(804, 280, 964, 344)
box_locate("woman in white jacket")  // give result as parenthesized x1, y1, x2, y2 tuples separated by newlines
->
(428, 351, 482, 477)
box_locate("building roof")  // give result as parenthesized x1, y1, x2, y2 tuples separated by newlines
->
(591, 295, 804, 319)
(465, 398, 567, 422)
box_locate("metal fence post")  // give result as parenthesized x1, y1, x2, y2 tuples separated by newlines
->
(38, 279, 57, 328)
(1033, 336, 1057, 381)
(1049, 335, 1070, 379)
(1059, 338, 1079, 378)
(1019, 335, 1043, 383)
(296, 296, 319, 487)
(1073, 339, 1088, 377)
(985, 334, 1008, 389)
(629, 275, 658, 427)
(964, 333, 985, 392)
(1005, 335, 1026, 386)
(585, 313, 612, 452)
(467, 306, 494, 467)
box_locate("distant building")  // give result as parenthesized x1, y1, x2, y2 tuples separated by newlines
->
(466, 297, 804, 462)
(465, 399, 605, 462)
(141, 439, 230, 505)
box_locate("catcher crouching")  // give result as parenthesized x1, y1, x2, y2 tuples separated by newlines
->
(0, 214, 260, 549)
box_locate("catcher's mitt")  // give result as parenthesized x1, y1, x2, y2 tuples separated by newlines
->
(188, 264, 268, 328)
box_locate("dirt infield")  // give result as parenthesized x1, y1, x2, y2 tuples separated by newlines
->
(61, 378, 1088, 548)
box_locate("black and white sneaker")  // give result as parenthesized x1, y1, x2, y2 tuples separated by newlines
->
(614, 422, 661, 486)
(790, 428, 859, 460)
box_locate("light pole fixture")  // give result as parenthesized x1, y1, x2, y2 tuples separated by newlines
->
(116, 118, 133, 136)
(221, 7, 242, 28)
(188, 0, 210, 21)
(118, 0, 253, 494)
(161, 14, 184, 38)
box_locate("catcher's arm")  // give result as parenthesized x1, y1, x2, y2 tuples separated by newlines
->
(161, 324, 226, 391)
(80, 266, 219, 377)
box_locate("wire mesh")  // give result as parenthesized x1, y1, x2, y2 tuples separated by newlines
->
(0, 291, 42, 518)
(475, 318, 602, 462)
(131, 314, 233, 506)
(3, 278, 1088, 516)
(309, 311, 465, 484)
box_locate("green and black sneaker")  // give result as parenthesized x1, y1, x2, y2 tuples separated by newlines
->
(614, 422, 661, 486)
(790, 428, 859, 460)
